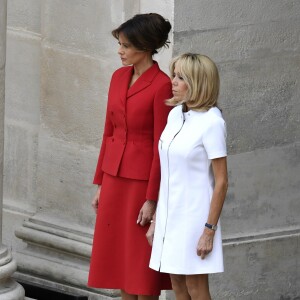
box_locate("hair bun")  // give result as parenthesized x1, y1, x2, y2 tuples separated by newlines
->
(112, 13, 172, 55)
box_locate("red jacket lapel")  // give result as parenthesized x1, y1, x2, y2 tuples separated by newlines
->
(127, 62, 160, 98)
(118, 66, 133, 105)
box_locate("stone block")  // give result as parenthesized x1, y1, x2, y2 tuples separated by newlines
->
(210, 232, 300, 299)
(40, 46, 112, 147)
(0, 71, 4, 120)
(174, 0, 300, 32)
(3, 122, 38, 212)
(0, 26, 5, 68)
(35, 131, 98, 229)
(122, 0, 140, 20)
(5, 29, 41, 125)
(42, 0, 173, 72)
(174, 18, 300, 62)
(7, 0, 41, 34)
(219, 55, 300, 154)
(42, 0, 118, 57)
(222, 142, 300, 237)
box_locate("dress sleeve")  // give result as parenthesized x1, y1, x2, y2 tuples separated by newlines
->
(146, 81, 172, 201)
(202, 117, 227, 160)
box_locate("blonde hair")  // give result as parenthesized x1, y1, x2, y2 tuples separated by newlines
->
(166, 53, 220, 110)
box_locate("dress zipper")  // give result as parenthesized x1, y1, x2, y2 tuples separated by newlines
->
(159, 116, 185, 270)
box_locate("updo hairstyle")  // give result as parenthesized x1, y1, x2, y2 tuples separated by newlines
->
(112, 13, 171, 55)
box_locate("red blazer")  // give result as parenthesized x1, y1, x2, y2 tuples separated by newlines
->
(93, 62, 172, 201)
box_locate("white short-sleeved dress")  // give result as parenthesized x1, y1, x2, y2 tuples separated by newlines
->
(149, 105, 227, 275)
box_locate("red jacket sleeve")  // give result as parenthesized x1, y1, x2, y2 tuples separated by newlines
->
(93, 101, 113, 185)
(146, 81, 172, 200)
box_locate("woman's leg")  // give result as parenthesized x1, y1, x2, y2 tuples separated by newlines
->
(170, 274, 191, 300)
(121, 291, 138, 300)
(122, 291, 158, 300)
(185, 274, 211, 300)
(138, 295, 159, 300)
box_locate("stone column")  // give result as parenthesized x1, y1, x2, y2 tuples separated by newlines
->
(0, 0, 25, 299)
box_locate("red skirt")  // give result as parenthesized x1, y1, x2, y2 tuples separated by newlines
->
(88, 173, 171, 295)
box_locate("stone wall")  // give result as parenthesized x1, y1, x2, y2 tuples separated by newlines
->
(173, 0, 300, 299)
(3, 0, 300, 299)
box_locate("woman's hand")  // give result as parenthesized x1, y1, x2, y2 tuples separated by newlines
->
(197, 228, 215, 259)
(137, 200, 156, 226)
(196, 157, 227, 259)
(146, 222, 155, 246)
(92, 186, 101, 214)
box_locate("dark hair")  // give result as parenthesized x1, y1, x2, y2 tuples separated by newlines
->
(112, 13, 171, 55)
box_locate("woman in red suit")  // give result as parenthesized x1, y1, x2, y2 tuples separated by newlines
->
(88, 13, 172, 300)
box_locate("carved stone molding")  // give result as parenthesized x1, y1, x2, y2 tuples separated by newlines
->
(15, 217, 120, 299)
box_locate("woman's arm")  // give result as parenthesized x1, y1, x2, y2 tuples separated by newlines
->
(206, 157, 228, 225)
(91, 103, 114, 213)
(137, 81, 172, 226)
(197, 157, 228, 259)
(146, 81, 172, 200)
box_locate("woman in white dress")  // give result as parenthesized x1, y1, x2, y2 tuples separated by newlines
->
(147, 53, 228, 300)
